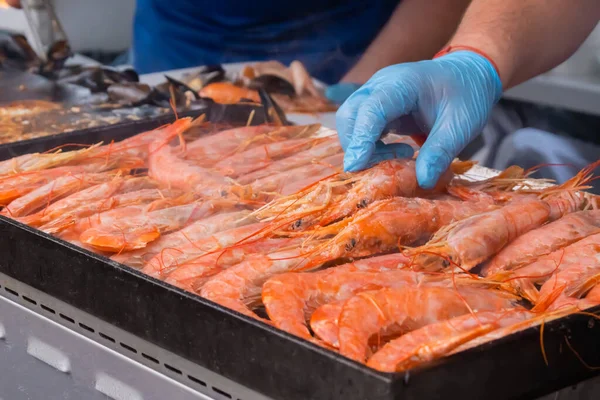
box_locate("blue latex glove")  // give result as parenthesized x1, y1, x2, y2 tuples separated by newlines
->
(336, 51, 502, 189)
(325, 82, 362, 104)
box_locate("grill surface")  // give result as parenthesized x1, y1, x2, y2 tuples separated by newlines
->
(0, 109, 599, 400)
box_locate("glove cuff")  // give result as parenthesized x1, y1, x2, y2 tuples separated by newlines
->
(434, 45, 503, 103)
(434, 45, 500, 76)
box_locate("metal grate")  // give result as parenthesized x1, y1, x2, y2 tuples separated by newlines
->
(0, 275, 266, 400)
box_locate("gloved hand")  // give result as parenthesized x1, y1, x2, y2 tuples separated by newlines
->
(336, 50, 502, 189)
(325, 82, 361, 105)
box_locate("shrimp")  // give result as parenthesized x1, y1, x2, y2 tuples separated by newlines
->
(80, 199, 238, 252)
(200, 247, 317, 320)
(237, 153, 342, 201)
(39, 187, 182, 234)
(0, 163, 123, 206)
(89, 117, 197, 161)
(254, 159, 474, 231)
(148, 130, 229, 197)
(367, 309, 532, 372)
(336, 286, 517, 362)
(165, 237, 300, 292)
(185, 124, 320, 166)
(2, 172, 119, 218)
(262, 254, 415, 341)
(19, 176, 159, 227)
(449, 308, 572, 355)
(213, 137, 328, 178)
(0, 144, 101, 176)
(406, 163, 598, 272)
(505, 232, 600, 303)
(300, 195, 500, 269)
(309, 274, 502, 348)
(198, 82, 260, 104)
(483, 210, 600, 277)
(141, 222, 269, 278)
(111, 210, 254, 269)
(236, 136, 342, 184)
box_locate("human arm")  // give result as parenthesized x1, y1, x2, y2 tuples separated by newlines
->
(326, 0, 470, 103)
(337, 0, 600, 188)
(341, 0, 471, 84)
(449, 0, 600, 89)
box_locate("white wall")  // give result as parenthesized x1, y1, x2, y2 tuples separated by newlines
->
(0, 0, 135, 52)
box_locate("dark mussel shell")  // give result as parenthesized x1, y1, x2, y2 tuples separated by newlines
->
(164, 75, 200, 99)
(39, 40, 72, 78)
(57, 66, 140, 93)
(248, 74, 296, 97)
(107, 82, 154, 105)
(197, 64, 226, 85)
(102, 67, 139, 84)
(183, 64, 226, 90)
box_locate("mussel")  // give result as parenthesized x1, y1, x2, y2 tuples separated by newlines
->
(38, 40, 72, 77)
(248, 74, 296, 97)
(183, 64, 226, 91)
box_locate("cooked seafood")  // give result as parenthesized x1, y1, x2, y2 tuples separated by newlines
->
(1, 116, 598, 375)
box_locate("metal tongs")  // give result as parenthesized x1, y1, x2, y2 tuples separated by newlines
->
(21, 0, 71, 76)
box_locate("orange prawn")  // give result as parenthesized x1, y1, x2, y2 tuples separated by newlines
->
(200, 246, 318, 320)
(111, 210, 254, 269)
(185, 124, 320, 167)
(141, 222, 269, 278)
(235, 136, 342, 185)
(297, 195, 500, 269)
(2, 172, 118, 218)
(262, 254, 415, 341)
(147, 135, 230, 198)
(165, 237, 301, 292)
(367, 309, 531, 372)
(336, 286, 517, 362)
(79, 199, 238, 252)
(483, 210, 600, 277)
(19, 176, 159, 227)
(39, 187, 182, 235)
(213, 137, 329, 178)
(405, 162, 598, 272)
(505, 232, 600, 303)
(253, 159, 474, 231)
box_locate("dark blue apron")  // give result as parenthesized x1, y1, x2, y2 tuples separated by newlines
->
(132, 0, 400, 84)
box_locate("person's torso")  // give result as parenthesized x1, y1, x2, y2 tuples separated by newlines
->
(133, 0, 399, 83)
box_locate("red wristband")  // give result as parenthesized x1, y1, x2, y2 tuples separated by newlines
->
(433, 45, 500, 77)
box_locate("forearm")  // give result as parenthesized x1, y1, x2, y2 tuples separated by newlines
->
(342, 0, 471, 83)
(450, 0, 600, 89)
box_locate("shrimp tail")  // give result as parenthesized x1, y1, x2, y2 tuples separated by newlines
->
(450, 160, 476, 175)
(565, 272, 600, 299)
(531, 284, 567, 313)
(517, 278, 541, 304)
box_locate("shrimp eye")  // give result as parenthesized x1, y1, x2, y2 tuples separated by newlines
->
(292, 219, 303, 229)
(357, 199, 368, 209)
(345, 238, 357, 251)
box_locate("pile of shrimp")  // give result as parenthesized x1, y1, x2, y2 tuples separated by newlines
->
(2, 115, 600, 373)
